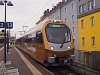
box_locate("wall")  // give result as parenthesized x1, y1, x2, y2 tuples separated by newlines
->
(78, 11, 100, 51)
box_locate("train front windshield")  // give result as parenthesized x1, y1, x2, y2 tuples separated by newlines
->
(46, 23, 71, 44)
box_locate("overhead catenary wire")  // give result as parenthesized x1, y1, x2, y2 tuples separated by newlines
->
(18, 0, 61, 38)
(26, 0, 62, 35)
(32, 0, 52, 20)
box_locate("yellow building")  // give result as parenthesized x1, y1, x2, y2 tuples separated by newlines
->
(78, 11, 100, 52)
(77, 0, 100, 70)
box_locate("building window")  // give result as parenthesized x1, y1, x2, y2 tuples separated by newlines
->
(65, 8, 67, 14)
(88, 1, 92, 11)
(81, 19, 84, 28)
(82, 37, 85, 46)
(72, 15, 75, 23)
(72, 27, 75, 33)
(71, 3, 74, 9)
(65, 18, 67, 22)
(79, 4, 85, 14)
(79, 6, 82, 14)
(93, 0, 95, 8)
(88, 0, 95, 11)
(91, 16, 94, 26)
(91, 36, 95, 46)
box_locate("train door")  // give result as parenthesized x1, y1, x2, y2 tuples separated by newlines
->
(35, 31, 46, 63)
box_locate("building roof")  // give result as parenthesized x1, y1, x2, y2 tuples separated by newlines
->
(36, 0, 73, 24)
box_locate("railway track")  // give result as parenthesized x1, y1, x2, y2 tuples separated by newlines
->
(46, 66, 82, 75)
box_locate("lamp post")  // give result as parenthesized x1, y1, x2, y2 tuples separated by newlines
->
(0, 0, 13, 63)
(7, 30, 9, 53)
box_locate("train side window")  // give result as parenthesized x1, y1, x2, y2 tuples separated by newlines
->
(36, 31, 43, 44)
(33, 37, 37, 43)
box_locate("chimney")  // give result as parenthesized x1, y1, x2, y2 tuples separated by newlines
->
(44, 10, 47, 16)
(47, 9, 49, 13)
(54, 6, 56, 9)
(52, 7, 54, 10)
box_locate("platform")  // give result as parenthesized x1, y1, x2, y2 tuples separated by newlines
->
(0, 45, 53, 75)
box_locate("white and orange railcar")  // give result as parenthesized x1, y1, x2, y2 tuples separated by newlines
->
(16, 19, 74, 66)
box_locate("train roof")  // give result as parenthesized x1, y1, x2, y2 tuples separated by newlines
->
(18, 19, 69, 39)
(18, 19, 49, 39)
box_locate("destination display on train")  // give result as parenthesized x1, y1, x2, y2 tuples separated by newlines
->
(48, 24, 66, 28)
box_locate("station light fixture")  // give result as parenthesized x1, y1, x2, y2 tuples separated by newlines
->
(0, 1, 4, 5)
(7, 1, 13, 6)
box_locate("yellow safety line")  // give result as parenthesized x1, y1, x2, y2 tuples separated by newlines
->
(14, 46, 42, 75)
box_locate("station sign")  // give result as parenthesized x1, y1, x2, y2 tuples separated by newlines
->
(0, 22, 13, 29)
(6, 22, 13, 29)
(0, 22, 5, 28)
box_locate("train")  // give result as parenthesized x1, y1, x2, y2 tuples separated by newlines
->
(16, 19, 74, 66)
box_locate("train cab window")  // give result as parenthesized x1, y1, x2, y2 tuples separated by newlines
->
(45, 23, 71, 44)
(36, 31, 43, 44)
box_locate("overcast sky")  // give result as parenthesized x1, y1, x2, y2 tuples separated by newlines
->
(0, 0, 61, 38)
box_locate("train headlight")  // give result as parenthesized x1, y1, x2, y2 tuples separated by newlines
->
(51, 46, 54, 50)
(68, 46, 71, 49)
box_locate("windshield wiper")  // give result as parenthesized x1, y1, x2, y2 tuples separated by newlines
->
(60, 37, 65, 48)
(60, 32, 69, 48)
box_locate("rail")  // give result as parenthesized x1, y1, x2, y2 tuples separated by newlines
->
(68, 61, 100, 75)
